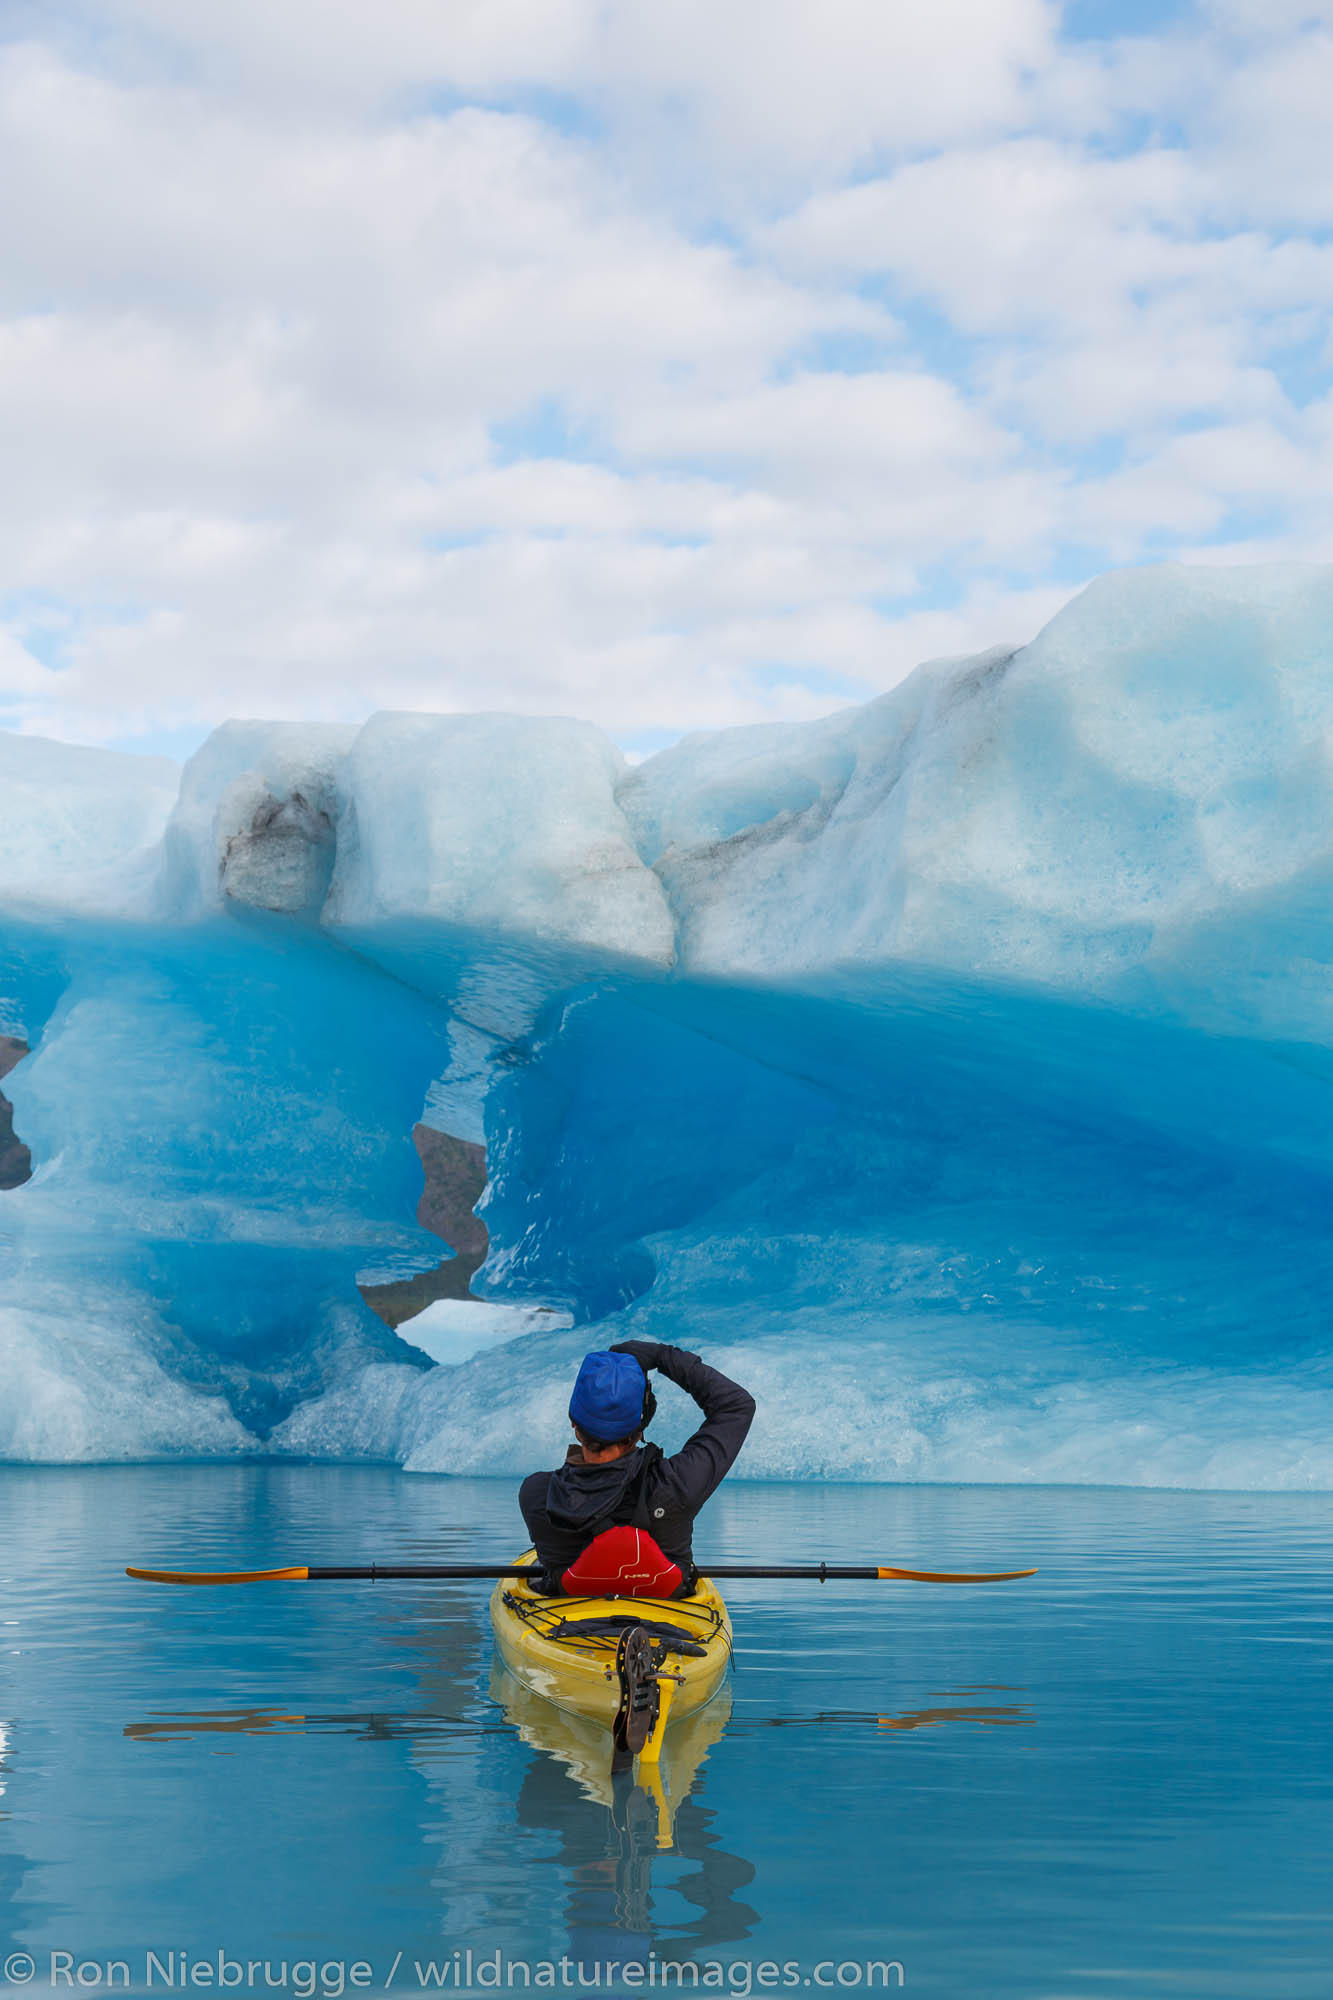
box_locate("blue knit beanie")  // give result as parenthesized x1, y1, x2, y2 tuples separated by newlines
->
(569, 1351, 646, 1441)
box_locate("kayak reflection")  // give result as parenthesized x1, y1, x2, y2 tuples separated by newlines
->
(492, 1663, 758, 1955)
(489, 1661, 732, 1843)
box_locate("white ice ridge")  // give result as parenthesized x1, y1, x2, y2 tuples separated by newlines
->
(0, 732, 180, 916)
(620, 561, 1333, 1036)
(7, 562, 1333, 1036)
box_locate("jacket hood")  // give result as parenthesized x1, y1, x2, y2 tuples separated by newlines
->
(545, 1448, 644, 1533)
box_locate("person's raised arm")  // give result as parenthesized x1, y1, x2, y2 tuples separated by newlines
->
(610, 1339, 755, 1512)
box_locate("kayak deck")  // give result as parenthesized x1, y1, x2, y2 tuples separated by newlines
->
(489, 1552, 732, 1730)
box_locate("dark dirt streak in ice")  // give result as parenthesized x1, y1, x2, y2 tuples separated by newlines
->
(0, 1035, 31, 1190)
(359, 1124, 488, 1326)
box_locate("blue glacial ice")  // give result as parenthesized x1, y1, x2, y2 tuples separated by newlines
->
(6, 562, 1333, 1484)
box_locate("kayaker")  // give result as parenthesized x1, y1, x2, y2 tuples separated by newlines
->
(519, 1339, 755, 1596)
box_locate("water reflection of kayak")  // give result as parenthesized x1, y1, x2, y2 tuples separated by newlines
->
(489, 1551, 732, 1781)
(491, 1658, 733, 1848)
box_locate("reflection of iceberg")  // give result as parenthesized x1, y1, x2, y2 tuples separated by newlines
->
(7, 566, 1333, 1481)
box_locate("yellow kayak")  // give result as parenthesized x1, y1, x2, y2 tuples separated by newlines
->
(489, 1551, 732, 1764)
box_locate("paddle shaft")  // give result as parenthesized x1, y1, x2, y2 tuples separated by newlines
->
(318, 1563, 1037, 1583)
(312, 1564, 883, 1580)
(127, 1561, 1037, 1585)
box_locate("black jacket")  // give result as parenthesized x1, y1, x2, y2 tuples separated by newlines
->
(518, 1341, 755, 1591)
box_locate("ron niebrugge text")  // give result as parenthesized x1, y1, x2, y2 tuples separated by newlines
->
(3, 1952, 905, 1995)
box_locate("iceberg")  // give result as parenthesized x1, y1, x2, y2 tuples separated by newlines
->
(5, 562, 1333, 1483)
(0, 731, 179, 915)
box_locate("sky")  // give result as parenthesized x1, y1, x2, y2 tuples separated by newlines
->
(2, 0, 1332, 761)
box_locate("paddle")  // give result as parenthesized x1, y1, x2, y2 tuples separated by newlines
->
(126, 1561, 1036, 1585)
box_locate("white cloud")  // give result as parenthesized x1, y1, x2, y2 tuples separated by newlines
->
(1202, 1, 1333, 34)
(1199, 29, 1333, 225)
(35, 0, 1061, 184)
(0, 630, 62, 701)
(0, 3, 1331, 752)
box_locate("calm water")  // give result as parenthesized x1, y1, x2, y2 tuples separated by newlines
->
(1, 1466, 1332, 1999)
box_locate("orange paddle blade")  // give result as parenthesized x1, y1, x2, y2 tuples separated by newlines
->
(126, 1566, 311, 1585)
(876, 1565, 1038, 1583)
